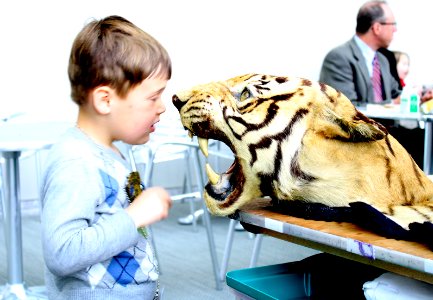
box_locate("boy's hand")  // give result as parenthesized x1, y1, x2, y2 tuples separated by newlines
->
(125, 186, 172, 228)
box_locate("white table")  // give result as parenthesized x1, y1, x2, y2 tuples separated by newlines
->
(0, 121, 72, 299)
(357, 105, 433, 174)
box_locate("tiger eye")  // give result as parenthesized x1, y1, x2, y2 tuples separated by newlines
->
(240, 88, 251, 101)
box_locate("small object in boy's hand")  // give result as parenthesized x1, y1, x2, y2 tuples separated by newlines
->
(125, 171, 148, 237)
(126, 171, 144, 200)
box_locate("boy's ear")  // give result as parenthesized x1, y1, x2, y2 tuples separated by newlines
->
(91, 86, 114, 115)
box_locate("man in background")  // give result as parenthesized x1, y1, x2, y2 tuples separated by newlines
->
(317, 1, 432, 167)
(319, 0, 401, 106)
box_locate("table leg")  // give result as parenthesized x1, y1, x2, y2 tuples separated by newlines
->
(3, 152, 24, 282)
(1, 151, 46, 299)
(423, 122, 432, 175)
(1, 151, 27, 299)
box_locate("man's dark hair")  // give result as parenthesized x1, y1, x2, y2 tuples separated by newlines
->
(356, 1, 387, 34)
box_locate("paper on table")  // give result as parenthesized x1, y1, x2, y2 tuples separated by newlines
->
(365, 103, 400, 113)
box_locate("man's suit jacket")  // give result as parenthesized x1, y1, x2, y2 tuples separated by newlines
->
(319, 37, 401, 106)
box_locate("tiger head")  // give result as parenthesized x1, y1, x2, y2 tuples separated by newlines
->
(172, 74, 388, 216)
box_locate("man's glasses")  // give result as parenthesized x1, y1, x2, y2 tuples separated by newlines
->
(380, 22, 397, 26)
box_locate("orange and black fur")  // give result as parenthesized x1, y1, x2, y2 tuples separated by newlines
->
(172, 74, 433, 249)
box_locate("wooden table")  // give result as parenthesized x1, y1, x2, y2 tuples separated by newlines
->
(233, 200, 433, 285)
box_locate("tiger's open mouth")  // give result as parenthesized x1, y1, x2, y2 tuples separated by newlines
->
(188, 131, 240, 202)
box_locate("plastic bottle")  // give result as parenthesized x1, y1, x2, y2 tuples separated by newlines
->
(409, 91, 419, 113)
(400, 87, 419, 113)
(400, 88, 410, 113)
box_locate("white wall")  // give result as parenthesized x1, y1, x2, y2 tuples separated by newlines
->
(1, 0, 432, 199)
(0, 0, 431, 122)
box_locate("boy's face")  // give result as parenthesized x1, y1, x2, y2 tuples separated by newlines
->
(110, 77, 168, 145)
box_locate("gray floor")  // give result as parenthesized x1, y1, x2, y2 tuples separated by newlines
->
(0, 198, 318, 300)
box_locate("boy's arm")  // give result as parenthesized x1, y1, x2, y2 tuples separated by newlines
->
(41, 158, 138, 277)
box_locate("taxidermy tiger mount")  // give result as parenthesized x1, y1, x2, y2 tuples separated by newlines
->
(172, 73, 433, 249)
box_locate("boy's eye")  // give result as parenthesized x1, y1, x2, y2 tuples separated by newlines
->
(147, 93, 163, 102)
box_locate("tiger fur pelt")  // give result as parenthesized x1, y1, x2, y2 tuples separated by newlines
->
(172, 73, 433, 249)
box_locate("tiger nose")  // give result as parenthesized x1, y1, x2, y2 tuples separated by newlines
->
(172, 94, 186, 111)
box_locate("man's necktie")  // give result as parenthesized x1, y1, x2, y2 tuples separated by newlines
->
(372, 54, 383, 102)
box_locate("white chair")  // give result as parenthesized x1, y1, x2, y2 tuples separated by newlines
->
(131, 122, 263, 288)
(132, 126, 204, 230)
(219, 220, 263, 281)
(129, 123, 224, 290)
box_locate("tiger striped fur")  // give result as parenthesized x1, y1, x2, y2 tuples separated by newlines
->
(172, 73, 433, 245)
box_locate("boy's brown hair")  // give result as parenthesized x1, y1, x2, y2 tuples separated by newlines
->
(68, 15, 172, 105)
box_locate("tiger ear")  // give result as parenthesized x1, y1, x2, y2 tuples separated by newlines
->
(315, 108, 387, 142)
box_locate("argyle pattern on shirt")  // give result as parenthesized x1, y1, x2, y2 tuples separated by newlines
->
(87, 242, 158, 288)
(372, 53, 383, 102)
(85, 169, 159, 289)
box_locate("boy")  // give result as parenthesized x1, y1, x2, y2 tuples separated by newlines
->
(40, 15, 172, 299)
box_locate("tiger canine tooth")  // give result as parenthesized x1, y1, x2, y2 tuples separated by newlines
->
(198, 137, 209, 157)
(206, 163, 220, 185)
(188, 131, 193, 139)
